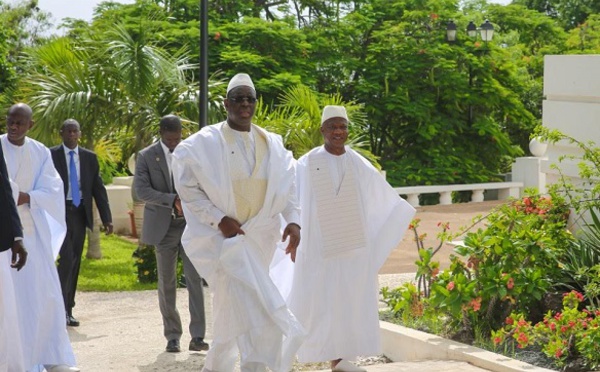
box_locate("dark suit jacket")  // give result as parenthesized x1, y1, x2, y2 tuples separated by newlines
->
(133, 141, 181, 246)
(51, 144, 112, 230)
(0, 144, 23, 252)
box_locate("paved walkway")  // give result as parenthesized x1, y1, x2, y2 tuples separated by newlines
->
(70, 201, 504, 371)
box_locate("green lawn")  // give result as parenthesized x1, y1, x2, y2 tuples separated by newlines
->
(78, 234, 157, 292)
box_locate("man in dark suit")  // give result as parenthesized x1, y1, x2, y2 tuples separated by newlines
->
(0, 143, 27, 267)
(134, 115, 208, 353)
(51, 119, 113, 327)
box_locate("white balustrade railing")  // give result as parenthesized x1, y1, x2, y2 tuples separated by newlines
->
(394, 182, 523, 207)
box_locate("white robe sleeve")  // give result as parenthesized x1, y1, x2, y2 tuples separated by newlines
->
(8, 179, 19, 204)
(29, 150, 64, 212)
(280, 171, 301, 226)
(29, 147, 66, 259)
(172, 151, 226, 230)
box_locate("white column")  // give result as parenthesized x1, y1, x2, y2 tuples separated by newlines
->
(511, 157, 546, 195)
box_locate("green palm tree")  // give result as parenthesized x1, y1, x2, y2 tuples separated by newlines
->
(254, 84, 379, 166)
(18, 24, 204, 154)
(13, 23, 225, 258)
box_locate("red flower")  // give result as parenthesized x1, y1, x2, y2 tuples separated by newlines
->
(446, 282, 455, 291)
(507, 277, 514, 290)
(549, 322, 556, 331)
(470, 297, 482, 312)
(430, 13, 439, 20)
(493, 336, 502, 345)
(214, 31, 221, 41)
(555, 349, 563, 358)
(555, 313, 563, 320)
(505, 317, 514, 325)
(517, 332, 528, 344)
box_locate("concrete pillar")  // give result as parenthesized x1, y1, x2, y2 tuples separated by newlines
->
(511, 157, 546, 195)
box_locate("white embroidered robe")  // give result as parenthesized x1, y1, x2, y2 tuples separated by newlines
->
(287, 146, 416, 362)
(171, 122, 304, 372)
(0, 135, 75, 372)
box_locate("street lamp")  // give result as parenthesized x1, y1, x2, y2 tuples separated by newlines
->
(444, 19, 495, 127)
(479, 20, 494, 42)
(446, 20, 494, 43)
(199, 0, 208, 129)
(466, 21, 477, 38)
(446, 20, 457, 42)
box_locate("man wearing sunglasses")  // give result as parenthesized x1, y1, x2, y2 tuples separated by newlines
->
(172, 73, 304, 372)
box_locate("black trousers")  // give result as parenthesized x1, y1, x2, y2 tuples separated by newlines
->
(57, 201, 87, 315)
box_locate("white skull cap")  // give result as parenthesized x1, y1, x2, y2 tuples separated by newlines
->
(227, 73, 255, 94)
(321, 105, 348, 124)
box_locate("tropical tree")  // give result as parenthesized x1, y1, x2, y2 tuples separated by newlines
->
(15, 23, 207, 155)
(18, 0, 576, 191)
(564, 14, 600, 53)
(13, 22, 225, 258)
(0, 0, 51, 105)
(513, 0, 600, 30)
(300, 0, 537, 187)
(254, 84, 377, 164)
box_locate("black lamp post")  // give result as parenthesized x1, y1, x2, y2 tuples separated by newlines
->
(199, 0, 208, 129)
(445, 19, 495, 127)
(446, 20, 494, 43)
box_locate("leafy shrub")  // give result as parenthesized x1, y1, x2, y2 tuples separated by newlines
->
(493, 290, 600, 370)
(382, 192, 575, 341)
(132, 244, 157, 283)
(554, 208, 600, 308)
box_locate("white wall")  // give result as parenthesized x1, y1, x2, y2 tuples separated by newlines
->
(106, 176, 134, 235)
(512, 55, 600, 232)
(542, 55, 600, 181)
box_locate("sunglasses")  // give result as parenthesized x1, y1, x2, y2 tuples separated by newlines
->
(228, 96, 257, 104)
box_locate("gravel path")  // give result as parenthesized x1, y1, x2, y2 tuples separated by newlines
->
(70, 274, 414, 371)
(71, 201, 500, 371)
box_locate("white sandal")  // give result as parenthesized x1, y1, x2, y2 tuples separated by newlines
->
(332, 359, 367, 372)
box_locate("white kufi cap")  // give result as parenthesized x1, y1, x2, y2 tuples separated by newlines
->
(227, 73, 255, 94)
(321, 105, 348, 124)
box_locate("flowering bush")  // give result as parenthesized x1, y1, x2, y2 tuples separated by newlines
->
(382, 192, 575, 342)
(425, 193, 574, 336)
(492, 290, 600, 370)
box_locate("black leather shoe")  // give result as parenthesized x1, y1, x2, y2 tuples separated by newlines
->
(166, 339, 180, 352)
(189, 337, 209, 351)
(66, 314, 80, 327)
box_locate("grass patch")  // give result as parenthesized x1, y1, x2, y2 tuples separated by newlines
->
(78, 234, 157, 292)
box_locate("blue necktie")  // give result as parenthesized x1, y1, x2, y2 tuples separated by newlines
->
(69, 151, 80, 207)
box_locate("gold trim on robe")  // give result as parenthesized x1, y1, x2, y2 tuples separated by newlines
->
(222, 125, 268, 225)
